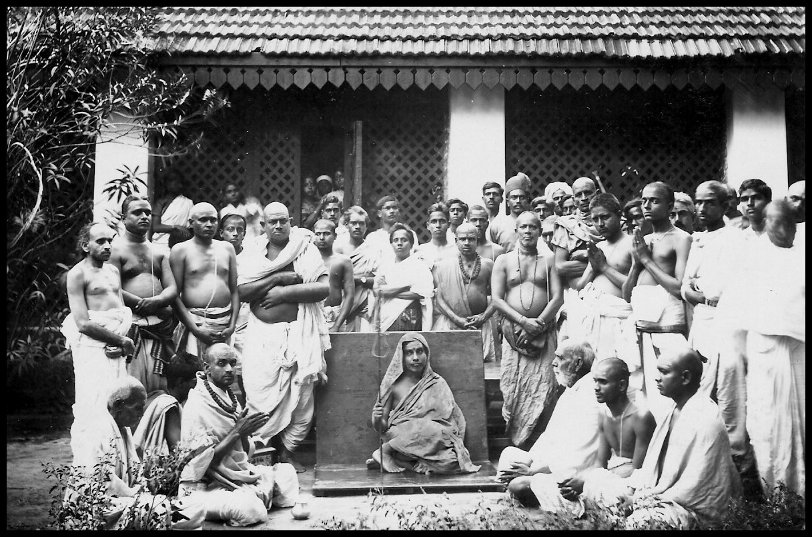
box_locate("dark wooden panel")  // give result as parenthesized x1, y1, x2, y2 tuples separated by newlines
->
(315, 331, 489, 466)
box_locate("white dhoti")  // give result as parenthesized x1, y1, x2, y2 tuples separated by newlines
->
(688, 303, 721, 400)
(565, 283, 638, 368)
(61, 307, 133, 462)
(242, 313, 317, 450)
(630, 285, 688, 425)
(745, 332, 805, 498)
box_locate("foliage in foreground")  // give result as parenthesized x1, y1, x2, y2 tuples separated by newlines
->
(43, 441, 198, 530)
(6, 6, 227, 380)
(318, 485, 806, 531)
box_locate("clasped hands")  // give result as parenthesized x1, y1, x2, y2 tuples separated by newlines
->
(630, 228, 652, 264)
(234, 407, 271, 437)
(195, 325, 234, 345)
(516, 315, 550, 347)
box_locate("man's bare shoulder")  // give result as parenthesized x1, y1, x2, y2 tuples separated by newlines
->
(480, 256, 495, 271)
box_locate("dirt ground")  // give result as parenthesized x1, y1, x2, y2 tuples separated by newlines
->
(6, 415, 510, 530)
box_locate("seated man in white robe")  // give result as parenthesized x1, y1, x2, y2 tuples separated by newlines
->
(133, 356, 200, 457)
(69, 376, 204, 530)
(583, 347, 741, 529)
(497, 340, 602, 509)
(179, 343, 300, 527)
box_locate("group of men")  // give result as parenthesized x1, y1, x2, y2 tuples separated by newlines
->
(62, 168, 803, 528)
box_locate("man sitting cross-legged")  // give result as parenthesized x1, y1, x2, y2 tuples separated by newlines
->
(528, 358, 656, 515)
(498, 340, 602, 511)
(604, 347, 741, 529)
(368, 333, 480, 475)
(432, 222, 497, 362)
(179, 343, 300, 527)
(70, 376, 204, 529)
(133, 356, 200, 458)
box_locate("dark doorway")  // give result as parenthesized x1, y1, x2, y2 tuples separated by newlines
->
(301, 123, 346, 185)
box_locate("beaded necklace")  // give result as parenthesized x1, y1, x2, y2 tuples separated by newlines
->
(203, 377, 238, 414)
(458, 253, 481, 284)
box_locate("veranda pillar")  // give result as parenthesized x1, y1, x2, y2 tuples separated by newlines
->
(447, 85, 506, 212)
(725, 83, 789, 198)
(92, 111, 152, 224)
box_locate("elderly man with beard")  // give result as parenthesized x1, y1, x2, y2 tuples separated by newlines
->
(70, 376, 204, 530)
(497, 340, 602, 511)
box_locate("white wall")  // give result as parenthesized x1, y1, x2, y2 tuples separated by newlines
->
(92, 112, 151, 226)
(447, 85, 506, 212)
(725, 83, 789, 198)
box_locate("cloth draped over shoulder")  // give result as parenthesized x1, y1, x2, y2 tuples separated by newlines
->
(153, 194, 193, 248)
(236, 228, 330, 383)
(133, 392, 179, 456)
(550, 214, 597, 254)
(371, 256, 434, 332)
(71, 410, 203, 530)
(377, 333, 480, 474)
(345, 238, 380, 322)
(625, 393, 741, 529)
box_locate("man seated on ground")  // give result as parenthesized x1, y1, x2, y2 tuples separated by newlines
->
(313, 218, 355, 331)
(179, 344, 300, 527)
(414, 202, 457, 271)
(70, 376, 204, 529)
(170, 202, 239, 363)
(333, 206, 378, 331)
(568, 193, 636, 367)
(593, 347, 741, 529)
(498, 340, 602, 509)
(133, 357, 200, 457)
(528, 358, 656, 515)
(368, 333, 480, 475)
(371, 223, 434, 331)
(432, 223, 497, 361)
(468, 204, 505, 262)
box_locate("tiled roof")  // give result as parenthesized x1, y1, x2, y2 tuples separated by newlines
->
(152, 6, 805, 59)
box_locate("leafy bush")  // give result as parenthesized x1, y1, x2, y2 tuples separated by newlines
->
(44, 440, 201, 530)
(319, 485, 806, 531)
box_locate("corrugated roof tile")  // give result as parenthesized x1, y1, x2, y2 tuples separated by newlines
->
(150, 7, 804, 59)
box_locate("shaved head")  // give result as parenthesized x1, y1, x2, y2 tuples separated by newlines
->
(455, 222, 478, 236)
(516, 210, 541, 228)
(573, 176, 596, 192)
(190, 202, 217, 218)
(595, 357, 629, 382)
(204, 342, 238, 365)
(788, 180, 805, 197)
(667, 346, 703, 389)
(764, 199, 797, 248)
(264, 202, 289, 219)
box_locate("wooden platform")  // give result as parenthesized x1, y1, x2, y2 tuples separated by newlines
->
(314, 331, 494, 495)
(312, 461, 504, 496)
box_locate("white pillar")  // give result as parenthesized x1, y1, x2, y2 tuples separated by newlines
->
(92, 112, 151, 226)
(725, 83, 789, 198)
(447, 85, 506, 212)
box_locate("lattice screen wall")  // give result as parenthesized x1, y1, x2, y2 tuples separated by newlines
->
(361, 95, 448, 244)
(506, 86, 727, 203)
(153, 88, 301, 222)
